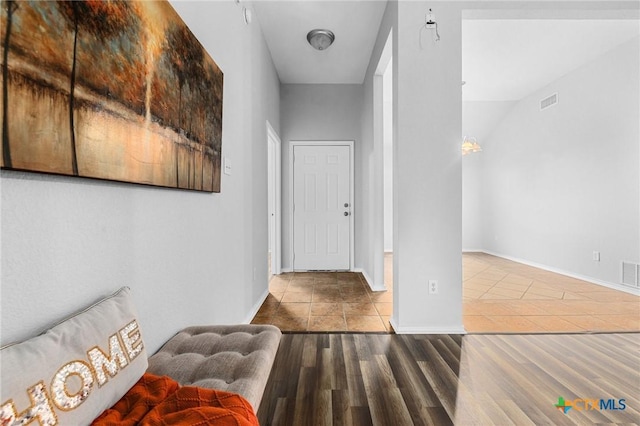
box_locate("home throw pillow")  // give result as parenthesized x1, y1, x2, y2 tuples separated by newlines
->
(0, 287, 147, 426)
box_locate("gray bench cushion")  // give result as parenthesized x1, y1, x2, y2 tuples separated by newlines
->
(146, 324, 281, 411)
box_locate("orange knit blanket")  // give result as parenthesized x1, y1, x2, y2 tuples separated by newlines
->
(92, 373, 259, 426)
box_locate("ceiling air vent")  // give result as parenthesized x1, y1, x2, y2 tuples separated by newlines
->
(621, 261, 640, 287)
(540, 92, 558, 111)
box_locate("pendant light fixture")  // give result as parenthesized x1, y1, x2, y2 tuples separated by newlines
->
(307, 29, 335, 51)
(462, 136, 482, 155)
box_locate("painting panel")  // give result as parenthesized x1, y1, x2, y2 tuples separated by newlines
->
(1, 0, 223, 192)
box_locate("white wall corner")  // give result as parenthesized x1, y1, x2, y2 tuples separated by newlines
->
(243, 288, 270, 324)
(354, 268, 387, 292)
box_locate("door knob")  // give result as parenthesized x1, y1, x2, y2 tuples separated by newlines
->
(344, 203, 349, 208)
(344, 212, 349, 216)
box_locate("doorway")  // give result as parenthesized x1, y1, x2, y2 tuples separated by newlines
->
(382, 57, 393, 289)
(290, 141, 354, 271)
(267, 121, 281, 279)
(374, 30, 393, 291)
(461, 15, 640, 332)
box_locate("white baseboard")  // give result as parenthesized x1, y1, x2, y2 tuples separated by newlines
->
(462, 248, 484, 253)
(280, 268, 293, 273)
(481, 250, 640, 297)
(389, 318, 466, 335)
(353, 268, 387, 292)
(243, 288, 270, 324)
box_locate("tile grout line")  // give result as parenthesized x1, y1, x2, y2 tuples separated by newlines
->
(520, 279, 535, 300)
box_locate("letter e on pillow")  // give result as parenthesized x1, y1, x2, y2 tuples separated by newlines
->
(119, 320, 144, 361)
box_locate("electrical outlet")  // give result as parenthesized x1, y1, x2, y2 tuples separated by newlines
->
(593, 251, 600, 262)
(428, 280, 438, 294)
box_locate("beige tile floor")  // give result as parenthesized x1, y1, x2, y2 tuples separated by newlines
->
(251, 270, 393, 332)
(252, 253, 640, 333)
(463, 252, 639, 333)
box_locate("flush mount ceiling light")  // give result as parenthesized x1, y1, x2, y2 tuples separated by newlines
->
(307, 29, 335, 51)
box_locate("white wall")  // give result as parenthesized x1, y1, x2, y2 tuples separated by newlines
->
(359, 2, 396, 291)
(391, 2, 464, 333)
(383, 60, 393, 253)
(0, 1, 280, 353)
(279, 84, 363, 271)
(248, 6, 282, 301)
(476, 36, 640, 286)
(462, 152, 483, 251)
(462, 101, 516, 250)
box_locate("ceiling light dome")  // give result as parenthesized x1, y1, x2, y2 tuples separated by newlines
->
(307, 29, 335, 51)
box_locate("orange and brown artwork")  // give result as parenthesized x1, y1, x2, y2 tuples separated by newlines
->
(1, 0, 223, 192)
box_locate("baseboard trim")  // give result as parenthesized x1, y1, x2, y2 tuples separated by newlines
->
(280, 268, 293, 273)
(389, 318, 466, 335)
(353, 268, 386, 292)
(481, 250, 640, 297)
(243, 288, 270, 324)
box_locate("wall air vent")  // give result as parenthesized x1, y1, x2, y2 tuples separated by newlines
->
(540, 92, 558, 111)
(621, 261, 640, 287)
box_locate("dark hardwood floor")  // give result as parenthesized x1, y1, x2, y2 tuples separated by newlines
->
(257, 332, 640, 425)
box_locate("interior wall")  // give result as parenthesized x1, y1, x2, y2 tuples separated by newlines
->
(383, 60, 393, 253)
(462, 100, 516, 250)
(462, 152, 483, 251)
(392, 1, 464, 332)
(359, 1, 396, 291)
(478, 36, 640, 287)
(0, 0, 280, 353)
(279, 84, 363, 271)
(249, 10, 282, 301)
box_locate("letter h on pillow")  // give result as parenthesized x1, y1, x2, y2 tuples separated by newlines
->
(0, 287, 147, 426)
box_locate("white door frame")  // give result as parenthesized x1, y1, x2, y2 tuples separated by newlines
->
(267, 121, 282, 275)
(290, 140, 355, 271)
(371, 30, 393, 291)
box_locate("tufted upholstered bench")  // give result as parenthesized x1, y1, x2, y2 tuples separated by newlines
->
(146, 324, 282, 411)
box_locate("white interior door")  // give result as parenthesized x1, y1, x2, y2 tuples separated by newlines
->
(293, 144, 351, 270)
(267, 136, 275, 278)
(267, 122, 281, 276)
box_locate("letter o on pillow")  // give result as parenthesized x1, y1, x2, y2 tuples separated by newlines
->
(51, 361, 94, 411)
